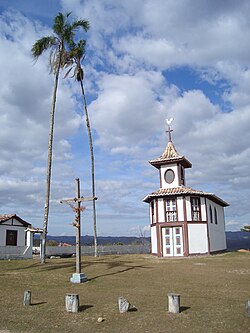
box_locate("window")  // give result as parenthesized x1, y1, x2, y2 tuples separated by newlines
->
(214, 207, 218, 224)
(210, 205, 213, 223)
(164, 169, 175, 184)
(6, 230, 18, 246)
(191, 197, 200, 221)
(151, 201, 155, 222)
(165, 199, 177, 222)
(180, 166, 185, 185)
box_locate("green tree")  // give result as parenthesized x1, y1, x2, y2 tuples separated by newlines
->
(241, 225, 250, 232)
(47, 239, 59, 246)
(64, 40, 98, 257)
(31, 12, 89, 264)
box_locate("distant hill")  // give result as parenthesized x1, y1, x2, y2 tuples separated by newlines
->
(34, 231, 250, 250)
(226, 231, 250, 250)
(34, 235, 150, 246)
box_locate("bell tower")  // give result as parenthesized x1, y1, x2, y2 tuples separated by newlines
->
(144, 117, 228, 257)
(149, 119, 192, 189)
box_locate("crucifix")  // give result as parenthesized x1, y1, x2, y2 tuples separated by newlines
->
(166, 118, 174, 142)
(60, 178, 97, 283)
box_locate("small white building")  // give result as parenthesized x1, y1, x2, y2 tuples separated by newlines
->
(0, 214, 33, 259)
(143, 126, 229, 257)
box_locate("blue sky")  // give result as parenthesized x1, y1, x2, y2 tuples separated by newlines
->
(0, 0, 249, 236)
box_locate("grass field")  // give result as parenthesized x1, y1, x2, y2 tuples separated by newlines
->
(0, 252, 249, 333)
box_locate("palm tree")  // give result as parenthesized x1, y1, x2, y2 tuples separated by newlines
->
(31, 13, 89, 264)
(64, 40, 98, 257)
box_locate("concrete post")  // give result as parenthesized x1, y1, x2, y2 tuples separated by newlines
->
(246, 299, 250, 317)
(23, 290, 31, 306)
(65, 294, 79, 313)
(168, 293, 180, 314)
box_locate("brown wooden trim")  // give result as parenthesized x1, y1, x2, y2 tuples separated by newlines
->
(164, 199, 166, 223)
(159, 222, 183, 227)
(182, 196, 189, 256)
(150, 201, 154, 224)
(3, 224, 27, 228)
(156, 223, 162, 257)
(156, 199, 159, 223)
(187, 221, 207, 224)
(205, 198, 211, 255)
(177, 163, 181, 186)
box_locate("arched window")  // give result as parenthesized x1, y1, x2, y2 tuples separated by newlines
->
(209, 205, 213, 224)
(214, 207, 218, 224)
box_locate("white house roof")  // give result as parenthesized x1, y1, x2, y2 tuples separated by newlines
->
(0, 214, 31, 227)
(149, 141, 192, 169)
(143, 186, 229, 207)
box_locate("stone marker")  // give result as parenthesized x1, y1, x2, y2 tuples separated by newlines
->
(168, 293, 180, 314)
(70, 273, 87, 284)
(247, 299, 250, 317)
(118, 297, 131, 313)
(23, 290, 31, 306)
(65, 294, 79, 313)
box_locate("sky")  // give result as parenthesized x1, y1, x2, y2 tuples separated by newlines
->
(0, 0, 249, 236)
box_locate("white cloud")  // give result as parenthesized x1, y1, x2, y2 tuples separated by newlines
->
(89, 71, 166, 150)
(0, 10, 84, 225)
(0, 1, 249, 235)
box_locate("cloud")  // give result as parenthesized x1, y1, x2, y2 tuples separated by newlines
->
(0, 2, 249, 235)
(89, 71, 167, 150)
(0, 10, 84, 223)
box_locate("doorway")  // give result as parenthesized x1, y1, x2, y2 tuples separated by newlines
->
(162, 227, 183, 256)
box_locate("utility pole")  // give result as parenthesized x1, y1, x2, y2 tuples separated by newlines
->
(60, 178, 97, 283)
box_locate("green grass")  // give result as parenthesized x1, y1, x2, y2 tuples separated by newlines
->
(0, 252, 249, 333)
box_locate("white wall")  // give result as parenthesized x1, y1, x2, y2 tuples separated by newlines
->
(177, 197, 184, 221)
(0, 224, 26, 246)
(188, 224, 208, 254)
(151, 226, 158, 254)
(186, 197, 192, 221)
(206, 199, 227, 252)
(160, 164, 179, 188)
(158, 198, 165, 222)
(200, 197, 207, 221)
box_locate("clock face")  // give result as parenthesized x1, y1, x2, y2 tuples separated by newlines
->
(164, 169, 175, 184)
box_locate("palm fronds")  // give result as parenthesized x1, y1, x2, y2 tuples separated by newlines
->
(31, 36, 57, 60)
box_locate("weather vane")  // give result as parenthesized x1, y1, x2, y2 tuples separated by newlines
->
(165, 118, 174, 142)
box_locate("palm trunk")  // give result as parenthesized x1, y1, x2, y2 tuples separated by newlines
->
(79, 80, 98, 257)
(40, 58, 61, 264)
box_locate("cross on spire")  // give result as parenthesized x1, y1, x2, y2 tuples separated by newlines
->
(165, 118, 174, 142)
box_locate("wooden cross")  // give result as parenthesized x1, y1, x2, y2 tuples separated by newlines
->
(166, 125, 173, 142)
(165, 118, 174, 142)
(60, 178, 97, 274)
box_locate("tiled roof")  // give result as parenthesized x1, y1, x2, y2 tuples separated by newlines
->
(162, 141, 180, 158)
(0, 214, 16, 222)
(149, 141, 192, 168)
(0, 214, 31, 227)
(143, 186, 229, 207)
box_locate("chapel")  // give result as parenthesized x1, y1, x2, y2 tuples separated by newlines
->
(143, 120, 229, 257)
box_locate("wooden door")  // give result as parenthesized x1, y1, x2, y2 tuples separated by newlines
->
(162, 227, 183, 256)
